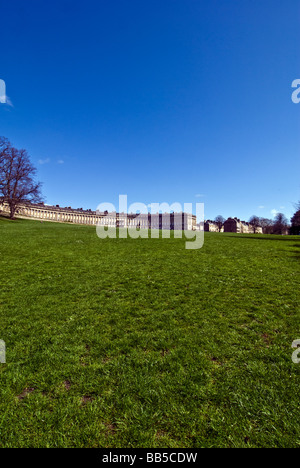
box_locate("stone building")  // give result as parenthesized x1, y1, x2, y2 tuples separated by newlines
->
(204, 220, 224, 232)
(0, 200, 196, 230)
(223, 217, 262, 234)
(97, 211, 196, 231)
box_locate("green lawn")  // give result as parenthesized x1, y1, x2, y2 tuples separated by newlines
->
(0, 216, 299, 448)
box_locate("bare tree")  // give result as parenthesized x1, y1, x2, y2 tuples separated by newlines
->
(0, 141, 43, 219)
(0, 136, 10, 158)
(273, 213, 288, 235)
(0, 137, 11, 188)
(249, 215, 261, 234)
(259, 217, 274, 234)
(290, 202, 300, 235)
(214, 215, 225, 232)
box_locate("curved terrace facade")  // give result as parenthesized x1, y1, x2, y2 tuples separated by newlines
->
(0, 201, 196, 230)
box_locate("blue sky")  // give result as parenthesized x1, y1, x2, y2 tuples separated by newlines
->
(0, 0, 299, 221)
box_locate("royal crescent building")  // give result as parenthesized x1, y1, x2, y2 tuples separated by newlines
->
(0, 201, 196, 230)
(0, 201, 263, 233)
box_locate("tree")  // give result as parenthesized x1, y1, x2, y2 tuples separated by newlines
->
(259, 217, 274, 235)
(214, 215, 225, 232)
(0, 137, 10, 184)
(0, 138, 43, 219)
(290, 202, 300, 235)
(0, 137, 12, 209)
(249, 215, 261, 234)
(273, 212, 288, 235)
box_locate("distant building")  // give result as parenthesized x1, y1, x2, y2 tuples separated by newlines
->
(96, 211, 196, 230)
(223, 217, 263, 234)
(224, 217, 240, 233)
(0, 201, 196, 230)
(204, 220, 223, 232)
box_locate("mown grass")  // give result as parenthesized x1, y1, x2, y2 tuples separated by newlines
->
(0, 216, 299, 448)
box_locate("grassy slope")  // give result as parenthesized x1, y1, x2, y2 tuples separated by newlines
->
(0, 216, 299, 448)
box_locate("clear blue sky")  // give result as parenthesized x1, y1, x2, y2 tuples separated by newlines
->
(0, 0, 299, 221)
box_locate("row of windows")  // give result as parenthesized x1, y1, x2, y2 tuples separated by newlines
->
(10, 205, 195, 228)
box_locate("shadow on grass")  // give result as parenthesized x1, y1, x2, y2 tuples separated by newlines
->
(0, 214, 12, 221)
(234, 235, 300, 242)
(291, 243, 300, 259)
(0, 214, 28, 223)
(232, 234, 300, 260)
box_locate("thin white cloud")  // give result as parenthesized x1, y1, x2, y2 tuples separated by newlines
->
(271, 209, 279, 218)
(195, 194, 205, 198)
(38, 158, 50, 165)
(0, 95, 13, 106)
(258, 205, 265, 209)
(6, 96, 13, 107)
(57, 159, 64, 164)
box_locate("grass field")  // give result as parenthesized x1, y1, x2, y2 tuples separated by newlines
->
(0, 216, 299, 448)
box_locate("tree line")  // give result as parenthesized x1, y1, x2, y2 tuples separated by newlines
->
(214, 210, 300, 235)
